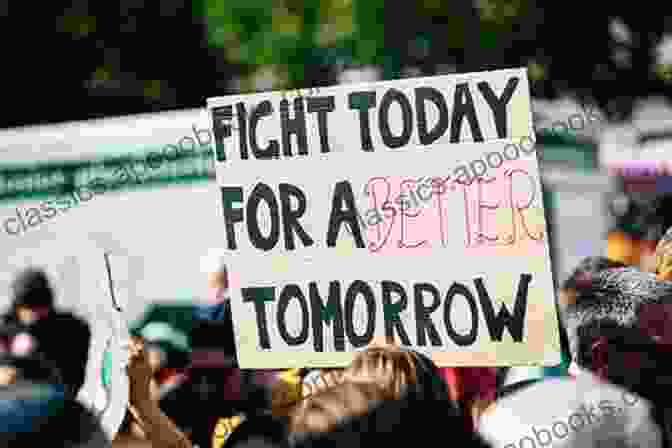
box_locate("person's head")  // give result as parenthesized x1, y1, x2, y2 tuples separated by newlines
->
(341, 346, 417, 400)
(301, 346, 457, 410)
(201, 249, 229, 303)
(300, 345, 418, 401)
(10, 268, 54, 325)
(558, 257, 627, 310)
(562, 267, 672, 400)
(656, 225, 672, 281)
(138, 321, 190, 373)
(289, 377, 482, 448)
(289, 381, 387, 436)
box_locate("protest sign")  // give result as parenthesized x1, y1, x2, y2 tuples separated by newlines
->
(206, 68, 561, 368)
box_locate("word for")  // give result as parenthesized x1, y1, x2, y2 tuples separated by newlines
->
(211, 77, 520, 161)
(3, 124, 214, 237)
(220, 167, 542, 253)
(502, 390, 640, 448)
(242, 274, 531, 351)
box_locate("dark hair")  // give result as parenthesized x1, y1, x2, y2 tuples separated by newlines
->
(562, 267, 672, 369)
(561, 257, 627, 292)
(10, 268, 54, 309)
(290, 380, 486, 448)
(407, 350, 460, 415)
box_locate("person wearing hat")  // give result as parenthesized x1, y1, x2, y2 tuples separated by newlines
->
(0, 318, 110, 447)
(1, 267, 91, 398)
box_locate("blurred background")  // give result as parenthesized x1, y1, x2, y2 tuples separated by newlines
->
(2, 3, 672, 443)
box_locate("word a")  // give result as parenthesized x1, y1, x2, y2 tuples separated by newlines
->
(242, 274, 531, 351)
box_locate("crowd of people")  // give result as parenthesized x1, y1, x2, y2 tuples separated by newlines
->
(4, 223, 672, 447)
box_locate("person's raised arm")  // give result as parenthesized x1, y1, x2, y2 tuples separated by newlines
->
(126, 336, 192, 448)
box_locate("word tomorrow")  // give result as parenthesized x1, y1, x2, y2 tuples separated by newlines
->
(242, 274, 531, 351)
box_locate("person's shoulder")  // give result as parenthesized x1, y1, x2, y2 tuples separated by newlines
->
(479, 376, 662, 448)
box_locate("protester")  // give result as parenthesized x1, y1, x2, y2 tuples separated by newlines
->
(289, 370, 485, 448)
(297, 345, 459, 416)
(1, 267, 91, 398)
(562, 267, 672, 444)
(491, 256, 624, 414)
(113, 336, 192, 448)
(0, 269, 108, 447)
(562, 267, 672, 396)
(137, 319, 190, 400)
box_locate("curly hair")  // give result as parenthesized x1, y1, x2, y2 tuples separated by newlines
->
(562, 267, 672, 368)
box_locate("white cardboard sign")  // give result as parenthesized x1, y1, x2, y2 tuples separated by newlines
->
(206, 68, 560, 368)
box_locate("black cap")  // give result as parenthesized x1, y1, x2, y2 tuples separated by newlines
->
(10, 268, 54, 308)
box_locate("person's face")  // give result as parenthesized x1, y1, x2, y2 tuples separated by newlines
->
(15, 305, 48, 325)
(0, 366, 17, 386)
(207, 271, 228, 303)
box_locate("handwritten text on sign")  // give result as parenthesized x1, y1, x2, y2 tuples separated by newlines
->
(207, 68, 560, 368)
